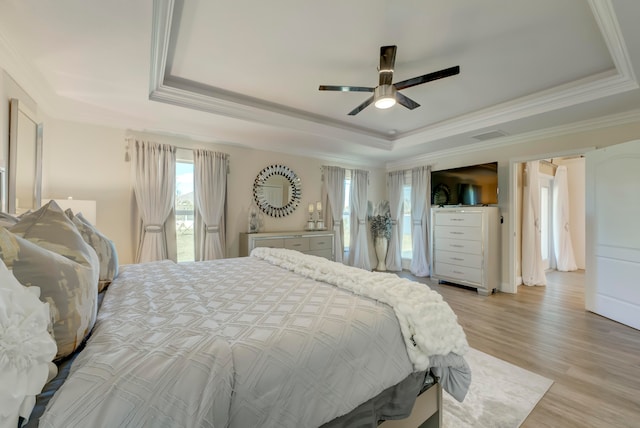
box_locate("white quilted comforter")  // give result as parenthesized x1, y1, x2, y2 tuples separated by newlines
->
(40, 253, 467, 428)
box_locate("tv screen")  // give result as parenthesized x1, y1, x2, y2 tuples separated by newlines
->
(431, 162, 498, 206)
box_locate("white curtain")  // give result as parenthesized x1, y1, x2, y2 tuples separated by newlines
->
(194, 149, 228, 261)
(386, 170, 405, 271)
(349, 169, 371, 270)
(410, 166, 430, 277)
(522, 161, 547, 285)
(323, 166, 345, 263)
(132, 140, 176, 263)
(553, 165, 578, 271)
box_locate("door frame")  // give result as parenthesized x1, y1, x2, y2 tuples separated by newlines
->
(507, 148, 593, 293)
(539, 172, 555, 271)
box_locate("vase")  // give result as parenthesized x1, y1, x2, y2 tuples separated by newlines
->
(374, 236, 388, 271)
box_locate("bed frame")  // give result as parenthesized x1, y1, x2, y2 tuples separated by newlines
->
(379, 382, 442, 428)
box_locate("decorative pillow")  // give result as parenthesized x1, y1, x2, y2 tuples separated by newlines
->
(10, 201, 98, 270)
(2, 203, 99, 360)
(66, 209, 119, 292)
(0, 258, 58, 426)
(0, 228, 98, 360)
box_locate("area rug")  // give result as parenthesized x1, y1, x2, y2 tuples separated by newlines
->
(443, 348, 553, 428)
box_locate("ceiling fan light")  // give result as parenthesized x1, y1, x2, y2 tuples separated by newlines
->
(374, 97, 396, 109)
(374, 85, 397, 109)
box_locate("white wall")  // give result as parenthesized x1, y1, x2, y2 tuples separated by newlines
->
(40, 118, 135, 262)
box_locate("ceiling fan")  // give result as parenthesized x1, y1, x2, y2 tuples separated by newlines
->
(319, 45, 460, 116)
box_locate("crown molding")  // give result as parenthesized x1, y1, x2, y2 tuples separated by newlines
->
(589, 0, 636, 82)
(392, 69, 636, 149)
(385, 108, 640, 170)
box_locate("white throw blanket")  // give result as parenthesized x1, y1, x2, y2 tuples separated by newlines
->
(251, 248, 469, 370)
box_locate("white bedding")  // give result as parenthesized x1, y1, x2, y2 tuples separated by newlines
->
(252, 247, 469, 370)
(39, 253, 468, 427)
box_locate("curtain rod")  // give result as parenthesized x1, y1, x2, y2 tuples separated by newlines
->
(124, 137, 230, 158)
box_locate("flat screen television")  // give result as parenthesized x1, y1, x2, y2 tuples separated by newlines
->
(431, 162, 498, 206)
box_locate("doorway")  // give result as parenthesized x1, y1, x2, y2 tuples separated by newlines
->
(508, 154, 586, 293)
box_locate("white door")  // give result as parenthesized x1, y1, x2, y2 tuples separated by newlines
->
(585, 139, 640, 330)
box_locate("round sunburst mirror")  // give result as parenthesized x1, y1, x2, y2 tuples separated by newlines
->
(253, 164, 302, 217)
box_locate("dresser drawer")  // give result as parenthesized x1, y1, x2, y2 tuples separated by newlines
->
(434, 225, 481, 241)
(435, 237, 482, 254)
(253, 238, 285, 248)
(435, 212, 482, 227)
(306, 249, 333, 259)
(434, 262, 482, 284)
(435, 250, 482, 269)
(284, 237, 310, 252)
(309, 236, 332, 250)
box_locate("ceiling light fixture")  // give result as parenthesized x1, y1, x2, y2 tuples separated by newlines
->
(374, 85, 397, 109)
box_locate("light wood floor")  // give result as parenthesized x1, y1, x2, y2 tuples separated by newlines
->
(400, 270, 640, 428)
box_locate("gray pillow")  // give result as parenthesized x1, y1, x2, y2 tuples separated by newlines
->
(0, 227, 98, 360)
(4, 200, 100, 359)
(10, 201, 98, 270)
(67, 210, 119, 292)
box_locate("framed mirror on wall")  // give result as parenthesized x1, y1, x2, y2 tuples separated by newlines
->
(253, 164, 302, 217)
(8, 98, 43, 214)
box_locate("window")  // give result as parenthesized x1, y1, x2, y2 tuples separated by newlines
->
(176, 161, 194, 262)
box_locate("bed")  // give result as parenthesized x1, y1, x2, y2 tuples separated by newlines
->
(0, 202, 471, 428)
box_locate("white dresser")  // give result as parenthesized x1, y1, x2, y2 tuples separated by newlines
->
(239, 231, 334, 260)
(431, 207, 500, 295)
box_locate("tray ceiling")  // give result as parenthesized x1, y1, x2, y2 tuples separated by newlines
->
(2, 0, 640, 165)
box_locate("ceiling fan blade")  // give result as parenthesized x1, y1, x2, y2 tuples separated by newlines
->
(319, 85, 375, 92)
(348, 96, 374, 116)
(379, 45, 397, 86)
(396, 92, 420, 110)
(394, 65, 460, 91)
